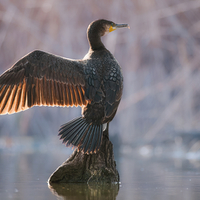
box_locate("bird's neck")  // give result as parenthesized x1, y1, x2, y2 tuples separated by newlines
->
(87, 31, 105, 51)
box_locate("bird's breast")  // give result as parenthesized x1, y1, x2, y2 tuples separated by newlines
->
(83, 54, 123, 124)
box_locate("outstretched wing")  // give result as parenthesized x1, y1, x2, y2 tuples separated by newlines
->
(0, 50, 87, 115)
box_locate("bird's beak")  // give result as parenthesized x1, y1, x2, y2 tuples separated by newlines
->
(109, 23, 130, 32)
(116, 24, 130, 29)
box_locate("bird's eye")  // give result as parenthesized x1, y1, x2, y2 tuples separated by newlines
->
(111, 23, 114, 27)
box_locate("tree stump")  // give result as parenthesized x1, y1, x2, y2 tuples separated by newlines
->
(48, 124, 119, 184)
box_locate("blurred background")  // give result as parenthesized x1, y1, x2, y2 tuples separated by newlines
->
(1, 0, 200, 157)
(1, 0, 200, 199)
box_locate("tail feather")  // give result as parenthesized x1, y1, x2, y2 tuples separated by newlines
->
(59, 117, 82, 139)
(79, 125, 93, 150)
(62, 119, 85, 143)
(59, 117, 81, 129)
(67, 121, 88, 144)
(89, 126, 99, 153)
(59, 117, 103, 154)
(73, 123, 88, 146)
(83, 125, 95, 153)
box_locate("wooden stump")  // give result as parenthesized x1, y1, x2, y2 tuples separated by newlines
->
(48, 124, 119, 184)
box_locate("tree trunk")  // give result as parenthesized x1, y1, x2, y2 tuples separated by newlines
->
(48, 124, 119, 184)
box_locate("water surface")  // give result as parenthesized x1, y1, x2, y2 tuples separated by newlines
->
(0, 146, 200, 200)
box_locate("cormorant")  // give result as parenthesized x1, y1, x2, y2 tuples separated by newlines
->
(0, 19, 129, 154)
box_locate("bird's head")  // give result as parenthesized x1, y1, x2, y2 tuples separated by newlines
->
(87, 19, 130, 50)
(88, 19, 130, 37)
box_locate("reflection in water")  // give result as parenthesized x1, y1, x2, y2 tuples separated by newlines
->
(48, 182, 119, 200)
(1, 147, 200, 200)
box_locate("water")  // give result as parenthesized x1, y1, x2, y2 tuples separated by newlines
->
(0, 147, 200, 200)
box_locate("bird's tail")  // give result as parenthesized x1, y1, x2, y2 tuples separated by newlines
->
(58, 117, 103, 154)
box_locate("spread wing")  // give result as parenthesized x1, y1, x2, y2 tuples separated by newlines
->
(0, 50, 87, 115)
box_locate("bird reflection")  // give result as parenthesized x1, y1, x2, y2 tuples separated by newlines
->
(48, 182, 119, 200)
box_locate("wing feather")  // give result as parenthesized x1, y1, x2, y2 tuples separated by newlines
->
(72, 85, 79, 106)
(0, 50, 88, 115)
(69, 85, 77, 107)
(42, 76, 48, 106)
(8, 84, 18, 113)
(15, 82, 23, 112)
(21, 78, 27, 109)
(76, 85, 82, 105)
(34, 78, 39, 105)
(0, 85, 12, 113)
(66, 84, 72, 106)
(0, 85, 8, 105)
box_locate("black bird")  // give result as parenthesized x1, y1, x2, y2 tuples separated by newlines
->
(0, 19, 129, 154)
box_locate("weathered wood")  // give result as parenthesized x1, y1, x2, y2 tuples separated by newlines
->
(48, 124, 119, 184)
